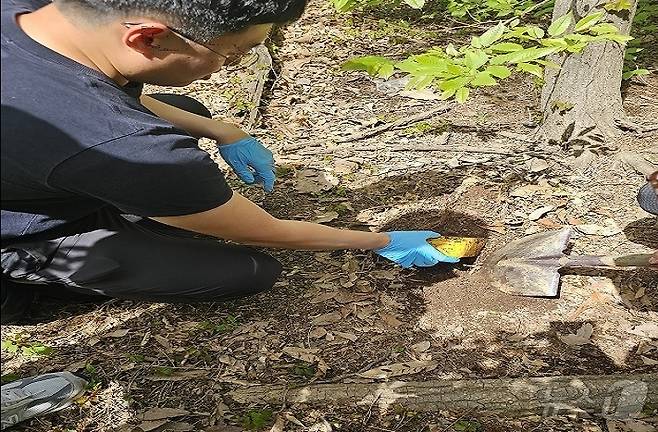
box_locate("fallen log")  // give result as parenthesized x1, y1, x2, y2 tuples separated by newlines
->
(229, 373, 657, 418)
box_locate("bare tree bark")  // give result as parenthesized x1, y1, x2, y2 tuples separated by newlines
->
(537, 0, 638, 147)
(229, 373, 657, 417)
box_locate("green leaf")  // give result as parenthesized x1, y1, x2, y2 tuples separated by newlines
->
(478, 22, 506, 47)
(548, 12, 573, 37)
(527, 26, 545, 39)
(332, 0, 355, 12)
(403, 0, 425, 9)
(490, 42, 524, 52)
(574, 11, 605, 32)
(439, 76, 471, 93)
(588, 23, 620, 35)
(517, 62, 544, 78)
(622, 68, 650, 80)
(1, 340, 18, 353)
(446, 43, 460, 56)
(485, 65, 512, 78)
(602, 33, 633, 44)
(604, 0, 632, 12)
(1, 374, 20, 385)
(536, 59, 561, 69)
(342, 56, 396, 79)
(463, 50, 489, 70)
(540, 38, 569, 49)
(455, 87, 470, 104)
(407, 74, 435, 89)
(491, 47, 559, 64)
(471, 71, 497, 86)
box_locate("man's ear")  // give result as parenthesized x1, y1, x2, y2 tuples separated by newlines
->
(122, 23, 169, 56)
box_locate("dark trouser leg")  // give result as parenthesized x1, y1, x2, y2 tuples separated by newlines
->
(2, 208, 282, 304)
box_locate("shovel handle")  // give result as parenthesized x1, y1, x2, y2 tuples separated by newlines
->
(564, 253, 655, 269)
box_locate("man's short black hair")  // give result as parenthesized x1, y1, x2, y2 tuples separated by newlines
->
(55, 0, 307, 42)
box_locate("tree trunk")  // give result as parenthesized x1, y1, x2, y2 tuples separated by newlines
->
(229, 373, 657, 418)
(536, 0, 638, 147)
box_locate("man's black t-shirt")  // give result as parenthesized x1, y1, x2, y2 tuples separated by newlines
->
(1, 0, 233, 246)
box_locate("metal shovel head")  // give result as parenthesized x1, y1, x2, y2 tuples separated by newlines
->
(482, 228, 572, 297)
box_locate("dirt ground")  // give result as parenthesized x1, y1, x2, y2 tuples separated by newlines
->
(2, 1, 657, 431)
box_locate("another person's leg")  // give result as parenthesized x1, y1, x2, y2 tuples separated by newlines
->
(1, 208, 282, 320)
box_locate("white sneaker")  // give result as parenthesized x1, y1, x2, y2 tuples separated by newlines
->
(1, 372, 87, 430)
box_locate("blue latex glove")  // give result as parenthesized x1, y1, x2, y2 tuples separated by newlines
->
(374, 231, 460, 268)
(218, 136, 275, 192)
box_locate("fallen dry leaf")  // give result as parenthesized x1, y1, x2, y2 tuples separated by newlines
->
(138, 407, 190, 421)
(379, 312, 403, 328)
(146, 370, 208, 382)
(309, 327, 327, 338)
(626, 322, 658, 339)
(309, 292, 336, 304)
(308, 418, 333, 432)
(164, 422, 195, 431)
(137, 420, 168, 432)
(313, 211, 339, 224)
(269, 415, 286, 432)
(154, 335, 171, 350)
(282, 346, 328, 375)
(358, 360, 438, 379)
(411, 341, 431, 353)
(334, 331, 358, 342)
(528, 205, 555, 221)
(575, 218, 621, 236)
(104, 329, 129, 338)
(311, 311, 342, 326)
(558, 323, 593, 346)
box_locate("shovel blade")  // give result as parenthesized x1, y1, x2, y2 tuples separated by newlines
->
(483, 228, 572, 297)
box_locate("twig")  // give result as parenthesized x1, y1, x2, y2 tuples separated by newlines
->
(503, 0, 554, 25)
(245, 44, 273, 131)
(440, 408, 475, 432)
(353, 144, 514, 155)
(390, 145, 514, 154)
(336, 104, 454, 143)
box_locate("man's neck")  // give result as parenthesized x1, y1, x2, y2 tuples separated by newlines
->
(17, 5, 129, 85)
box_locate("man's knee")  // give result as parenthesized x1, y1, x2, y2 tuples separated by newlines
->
(250, 253, 283, 294)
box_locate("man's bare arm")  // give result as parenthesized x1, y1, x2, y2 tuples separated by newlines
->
(152, 192, 390, 251)
(140, 95, 246, 143)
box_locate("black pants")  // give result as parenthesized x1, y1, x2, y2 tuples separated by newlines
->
(1, 94, 282, 320)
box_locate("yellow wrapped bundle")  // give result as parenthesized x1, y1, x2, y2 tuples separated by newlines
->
(428, 237, 486, 258)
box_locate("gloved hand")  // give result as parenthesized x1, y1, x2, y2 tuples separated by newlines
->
(374, 231, 460, 268)
(218, 136, 275, 192)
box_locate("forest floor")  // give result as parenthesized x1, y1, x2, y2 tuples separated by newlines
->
(2, 0, 657, 431)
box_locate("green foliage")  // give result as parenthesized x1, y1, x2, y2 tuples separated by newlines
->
(342, 56, 395, 78)
(1, 333, 53, 358)
(292, 362, 317, 377)
(84, 363, 103, 391)
(1, 373, 20, 384)
(623, 0, 657, 79)
(604, 0, 632, 12)
(453, 419, 483, 432)
(154, 366, 174, 376)
(343, 12, 633, 103)
(447, 0, 549, 20)
(241, 409, 273, 430)
(197, 315, 240, 334)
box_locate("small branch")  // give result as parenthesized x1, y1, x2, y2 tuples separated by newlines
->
(503, 0, 554, 25)
(245, 44, 273, 131)
(336, 104, 454, 143)
(353, 144, 514, 155)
